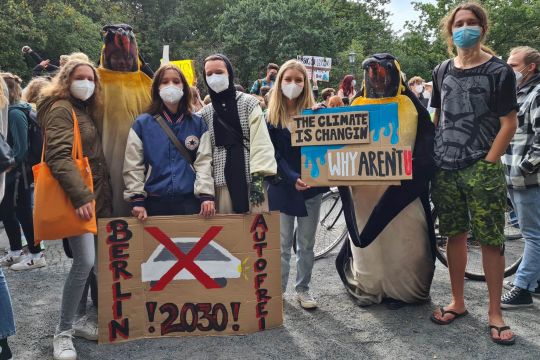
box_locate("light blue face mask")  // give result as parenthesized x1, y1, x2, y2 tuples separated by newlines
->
(452, 25, 482, 49)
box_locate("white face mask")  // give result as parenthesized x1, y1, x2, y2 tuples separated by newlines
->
(514, 70, 523, 83)
(415, 84, 424, 94)
(70, 80, 95, 101)
(514, 65, 530, 84)
(352, 80, 357, 87)
(206, 74, 229, 93)
(159, 85, 183, 104)
(281, 82, 303, 100)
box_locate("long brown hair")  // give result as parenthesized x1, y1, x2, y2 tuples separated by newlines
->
(40, 59, 102, 108)
(441, 2, 495, 56)
(267, 59, 314, 128)
(147, 64, 192, 116)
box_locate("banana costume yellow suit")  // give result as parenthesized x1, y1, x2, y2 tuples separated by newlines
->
(96, 24, 152, 216)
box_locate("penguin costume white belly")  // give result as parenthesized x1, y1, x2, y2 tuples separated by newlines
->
(335, 53, 436, 307)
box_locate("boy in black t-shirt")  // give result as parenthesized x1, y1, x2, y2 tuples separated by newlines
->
(429, 3, 519, 346)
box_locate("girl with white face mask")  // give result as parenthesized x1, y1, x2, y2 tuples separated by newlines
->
(123, 64, 215, 220)
(198, 54, 277, 215)
(37, 59, 112, 360)
(266, 59, 327, 310)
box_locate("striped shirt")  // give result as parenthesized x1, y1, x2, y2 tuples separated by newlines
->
(502, 74, 540, 189)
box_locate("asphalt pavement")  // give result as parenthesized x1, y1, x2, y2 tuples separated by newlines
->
(1, 229, 539, 360)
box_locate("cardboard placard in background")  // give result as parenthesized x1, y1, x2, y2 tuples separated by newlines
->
(290, 111, 370, 146)
(300, 104, 407, 186)
(170, 60, 196, 86)
(297, 55, 332, 82)
(98, 213, 282, 344)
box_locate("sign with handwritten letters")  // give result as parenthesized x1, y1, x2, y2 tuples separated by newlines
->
(97, 213, 282, 344)
(296, 55, 332, 82)
(290, 111, 370, 146)
(297, 104, 412, 186)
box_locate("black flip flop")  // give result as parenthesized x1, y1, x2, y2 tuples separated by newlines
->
(489, 325, 515, 345)
(430, 306, 469, 325)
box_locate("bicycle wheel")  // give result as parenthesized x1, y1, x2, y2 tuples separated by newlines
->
(432, 203, 524, 281)
(293, 190, 348, 260)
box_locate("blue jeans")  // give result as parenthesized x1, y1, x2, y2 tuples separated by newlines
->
(0, 267, 15, 338)
(280, 194, 322, 293)
(509, 187, 540, 291)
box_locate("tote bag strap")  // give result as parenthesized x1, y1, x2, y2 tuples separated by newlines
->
(70, 109, 84, 160)
(40, 108, 84, 162)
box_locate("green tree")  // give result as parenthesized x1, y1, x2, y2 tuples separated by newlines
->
(216, 0, 339, 87)
(0, 0, 42, 78)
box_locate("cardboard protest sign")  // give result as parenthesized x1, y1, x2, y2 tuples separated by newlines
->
(161, 45, 197, 86)
(299, 104, 412, 186)
(297, 55, 332, 82)
(289, 110, 370, 146)
(170, 60, 196, 86)
(97, 213, 282, 344)
(326, 146, 412, 180)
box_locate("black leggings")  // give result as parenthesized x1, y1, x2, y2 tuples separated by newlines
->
(0, 176, 41, 254)
(146, 194, 200, 216)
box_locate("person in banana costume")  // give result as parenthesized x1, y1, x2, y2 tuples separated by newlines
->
(96, 24, 152, 216)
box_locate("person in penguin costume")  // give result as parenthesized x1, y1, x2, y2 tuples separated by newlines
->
(335, 53, 437, 308)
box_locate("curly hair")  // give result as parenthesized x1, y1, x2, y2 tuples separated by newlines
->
(0, 72, 23, 104)
(22, 77, 51, 105)
(40, 59, 102, 108)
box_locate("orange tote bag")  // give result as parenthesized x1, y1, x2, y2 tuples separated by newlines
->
(33, 109, 96, 244)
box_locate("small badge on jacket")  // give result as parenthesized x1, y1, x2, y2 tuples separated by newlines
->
(185, 135, 200, 150)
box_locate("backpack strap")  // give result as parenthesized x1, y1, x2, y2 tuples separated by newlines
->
(153, 114, 195, 171)
(435, 59, 452, 95)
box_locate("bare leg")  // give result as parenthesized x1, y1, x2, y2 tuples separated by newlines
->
(482, 244, 514, 341)
(433, 232, 468, 322)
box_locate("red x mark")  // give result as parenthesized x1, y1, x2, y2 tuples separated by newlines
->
(145, 226, 223, 291)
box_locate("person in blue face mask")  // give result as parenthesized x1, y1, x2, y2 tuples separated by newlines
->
(429, 2, 519, 346)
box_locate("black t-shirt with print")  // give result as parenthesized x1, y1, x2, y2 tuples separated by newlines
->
(431, 56, 518, 170)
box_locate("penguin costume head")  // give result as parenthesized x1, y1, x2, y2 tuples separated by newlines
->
(361, 53, 406, 99)
(100, 24, 139, 72)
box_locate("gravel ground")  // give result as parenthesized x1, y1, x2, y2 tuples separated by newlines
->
(2, 230, 539, 360)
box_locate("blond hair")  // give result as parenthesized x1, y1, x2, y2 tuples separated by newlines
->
(408, 76, 424, 86)
(510, 46, 540, 73)
(0, 77, 7, 109)
(41, 59, 102, 108)
(22, 77, 50, 104)
(0, 73, 23, 104)
(328, 95, 345, 108)
(267, 59, 314, 128)
(441, 2, 495, 56)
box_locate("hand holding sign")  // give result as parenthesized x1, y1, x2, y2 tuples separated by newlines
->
(295, 178, 311, 191)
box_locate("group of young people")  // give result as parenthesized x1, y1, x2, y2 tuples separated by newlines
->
(0, 1, 539, 359)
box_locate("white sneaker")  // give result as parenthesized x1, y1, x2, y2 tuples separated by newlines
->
(53, 330, 77, 360)
(10, 253, 46, 271)
(0, 250, 24, 267)
(295, 290, 318, 309)
(73, 316, 98, 341)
